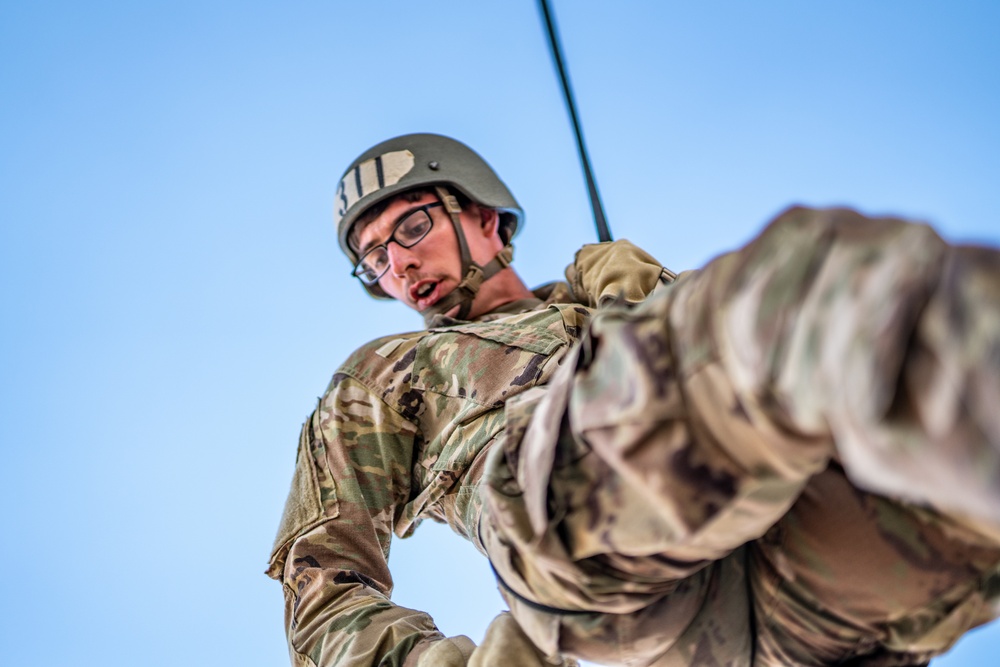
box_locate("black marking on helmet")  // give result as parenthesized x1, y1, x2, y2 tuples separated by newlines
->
(375, 156, 385, 189)
(336, 181, 348, 217)
(354, 164, 365, 199)
(354, 165, 363, 200)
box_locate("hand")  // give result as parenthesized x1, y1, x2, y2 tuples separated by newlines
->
(566, 239, 668, 308)
(469, 613, 578, 667)
(415, 635, 476, 667)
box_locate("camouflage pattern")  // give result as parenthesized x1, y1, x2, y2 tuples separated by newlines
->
(481, 207, 1000, 665)
(270, 211, 1000, 666)
(268, 240, 668, 666)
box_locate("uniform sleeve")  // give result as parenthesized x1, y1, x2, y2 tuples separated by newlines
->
(564, 238, 675, 308)
(268, 375, 448, 667)
(494, 206, 1000, 588)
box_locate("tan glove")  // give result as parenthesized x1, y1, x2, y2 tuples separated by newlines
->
(565, 239, 673, 308)
(468, 613, 578, 667)
(415, 635, 477, 667)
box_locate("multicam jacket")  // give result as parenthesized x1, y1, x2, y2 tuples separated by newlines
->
(267, 240, 668, 667)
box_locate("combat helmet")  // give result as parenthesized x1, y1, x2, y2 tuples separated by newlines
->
(334, 133, 523, 318)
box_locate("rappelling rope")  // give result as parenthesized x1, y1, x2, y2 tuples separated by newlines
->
(537, 0, 613, 243)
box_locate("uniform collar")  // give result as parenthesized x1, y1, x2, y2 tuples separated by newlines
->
(424, 281, 575, 328)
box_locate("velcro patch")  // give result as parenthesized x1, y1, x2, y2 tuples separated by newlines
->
(335, 149, 415, 223)
(375, 338, 406, 359)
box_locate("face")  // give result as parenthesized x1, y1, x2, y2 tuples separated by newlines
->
(355, 192, 502, 313)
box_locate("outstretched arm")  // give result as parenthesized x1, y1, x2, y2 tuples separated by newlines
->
(495, 206, 1000, 586)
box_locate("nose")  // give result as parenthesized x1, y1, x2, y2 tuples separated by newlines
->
(386, 241, 420, 277)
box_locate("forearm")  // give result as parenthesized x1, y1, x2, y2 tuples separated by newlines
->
(282, 533, 444, 667)
(667, 206, 1000, 530)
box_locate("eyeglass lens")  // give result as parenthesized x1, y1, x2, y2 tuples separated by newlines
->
(354, 207, 435, 284)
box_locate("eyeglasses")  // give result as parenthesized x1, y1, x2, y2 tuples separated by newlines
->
(352, 202, 443, 285)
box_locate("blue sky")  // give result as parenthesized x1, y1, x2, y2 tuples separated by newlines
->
(1, 2, 998, 665)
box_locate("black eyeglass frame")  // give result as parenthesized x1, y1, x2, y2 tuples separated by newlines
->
(351, 201, 444, 285)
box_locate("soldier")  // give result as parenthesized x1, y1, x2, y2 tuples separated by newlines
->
(268, 133, 1000, 666)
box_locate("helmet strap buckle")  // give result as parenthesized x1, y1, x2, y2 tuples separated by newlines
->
(460, 264, 485, 295)
(440, 193, 462, 215)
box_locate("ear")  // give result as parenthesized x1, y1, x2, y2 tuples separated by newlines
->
(477, 207, 499, 236)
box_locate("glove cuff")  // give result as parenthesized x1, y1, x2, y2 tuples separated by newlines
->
(414, 636, 477, 667)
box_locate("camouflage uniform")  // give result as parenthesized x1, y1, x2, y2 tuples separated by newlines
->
(270, 208, 1000, 666)
(268, 239, 668, 666)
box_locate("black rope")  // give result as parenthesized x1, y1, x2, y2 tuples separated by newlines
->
(537, 0, 613, 243)
(488, 562, 594, 616)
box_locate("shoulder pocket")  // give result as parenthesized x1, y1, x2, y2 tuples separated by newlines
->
(267, 412, 340, 579)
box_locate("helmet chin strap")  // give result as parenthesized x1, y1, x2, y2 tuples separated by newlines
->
(420, 186, 514, 325)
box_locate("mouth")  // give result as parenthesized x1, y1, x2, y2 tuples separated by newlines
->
(409, 279, 442, 309)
